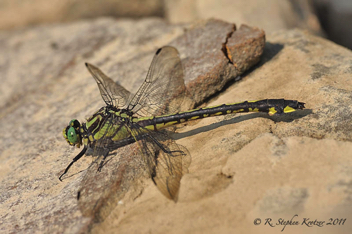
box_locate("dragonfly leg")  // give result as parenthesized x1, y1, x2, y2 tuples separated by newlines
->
(97, 151, 109, 172)
(59, 146, 87, 181)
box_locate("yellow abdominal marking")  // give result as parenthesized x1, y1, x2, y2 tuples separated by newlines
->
(203, 104, 222, 109)
(133, 116, 153, 122)
(211, 112, 223, 116)
(284, 106, 296, 113)
(159, 121, 178, 129)
(268, 107, 277, 116)
(145, 125, 155, 131)
(249, 108, 259, 112)
(233, 109, 244, 113)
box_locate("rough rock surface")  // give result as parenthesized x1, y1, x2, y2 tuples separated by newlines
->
(0, 17, 351, 234)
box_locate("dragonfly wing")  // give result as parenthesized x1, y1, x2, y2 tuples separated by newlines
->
(86, 63, 131, 108)
(127, 46, 192, 117)
(78, 142, 146, 220)
(132, 127, 191, 201)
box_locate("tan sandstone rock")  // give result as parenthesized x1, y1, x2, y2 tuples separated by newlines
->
(0, 17, 351, 234)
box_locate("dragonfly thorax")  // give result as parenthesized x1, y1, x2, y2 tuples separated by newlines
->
(67, 106, 136, 148)
(105, 106, 134, 120)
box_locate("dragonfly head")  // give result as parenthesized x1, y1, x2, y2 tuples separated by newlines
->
(63, 119, 82, 148)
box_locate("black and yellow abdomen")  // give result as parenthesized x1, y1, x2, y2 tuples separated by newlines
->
(135, 99, 305, 131)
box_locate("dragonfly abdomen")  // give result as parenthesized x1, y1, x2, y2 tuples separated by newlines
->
(137, 99, 305, 131)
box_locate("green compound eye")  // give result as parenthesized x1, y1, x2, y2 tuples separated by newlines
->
(67, 126, 78, 144)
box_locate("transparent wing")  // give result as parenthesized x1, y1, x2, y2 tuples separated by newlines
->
(127, 46, 191, 117)
(78, 142, 146, 220)
(130, 126, 191, 201)
(86, 63, 131, 108)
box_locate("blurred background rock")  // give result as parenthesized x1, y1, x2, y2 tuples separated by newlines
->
(0, 0, 351, 49)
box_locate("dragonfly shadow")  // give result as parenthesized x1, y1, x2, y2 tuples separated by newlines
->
(59, 169, 86, 181)
(172, 108, 312, 140)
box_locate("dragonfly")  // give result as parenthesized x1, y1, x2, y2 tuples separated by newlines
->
(59, 46, 305, 202)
